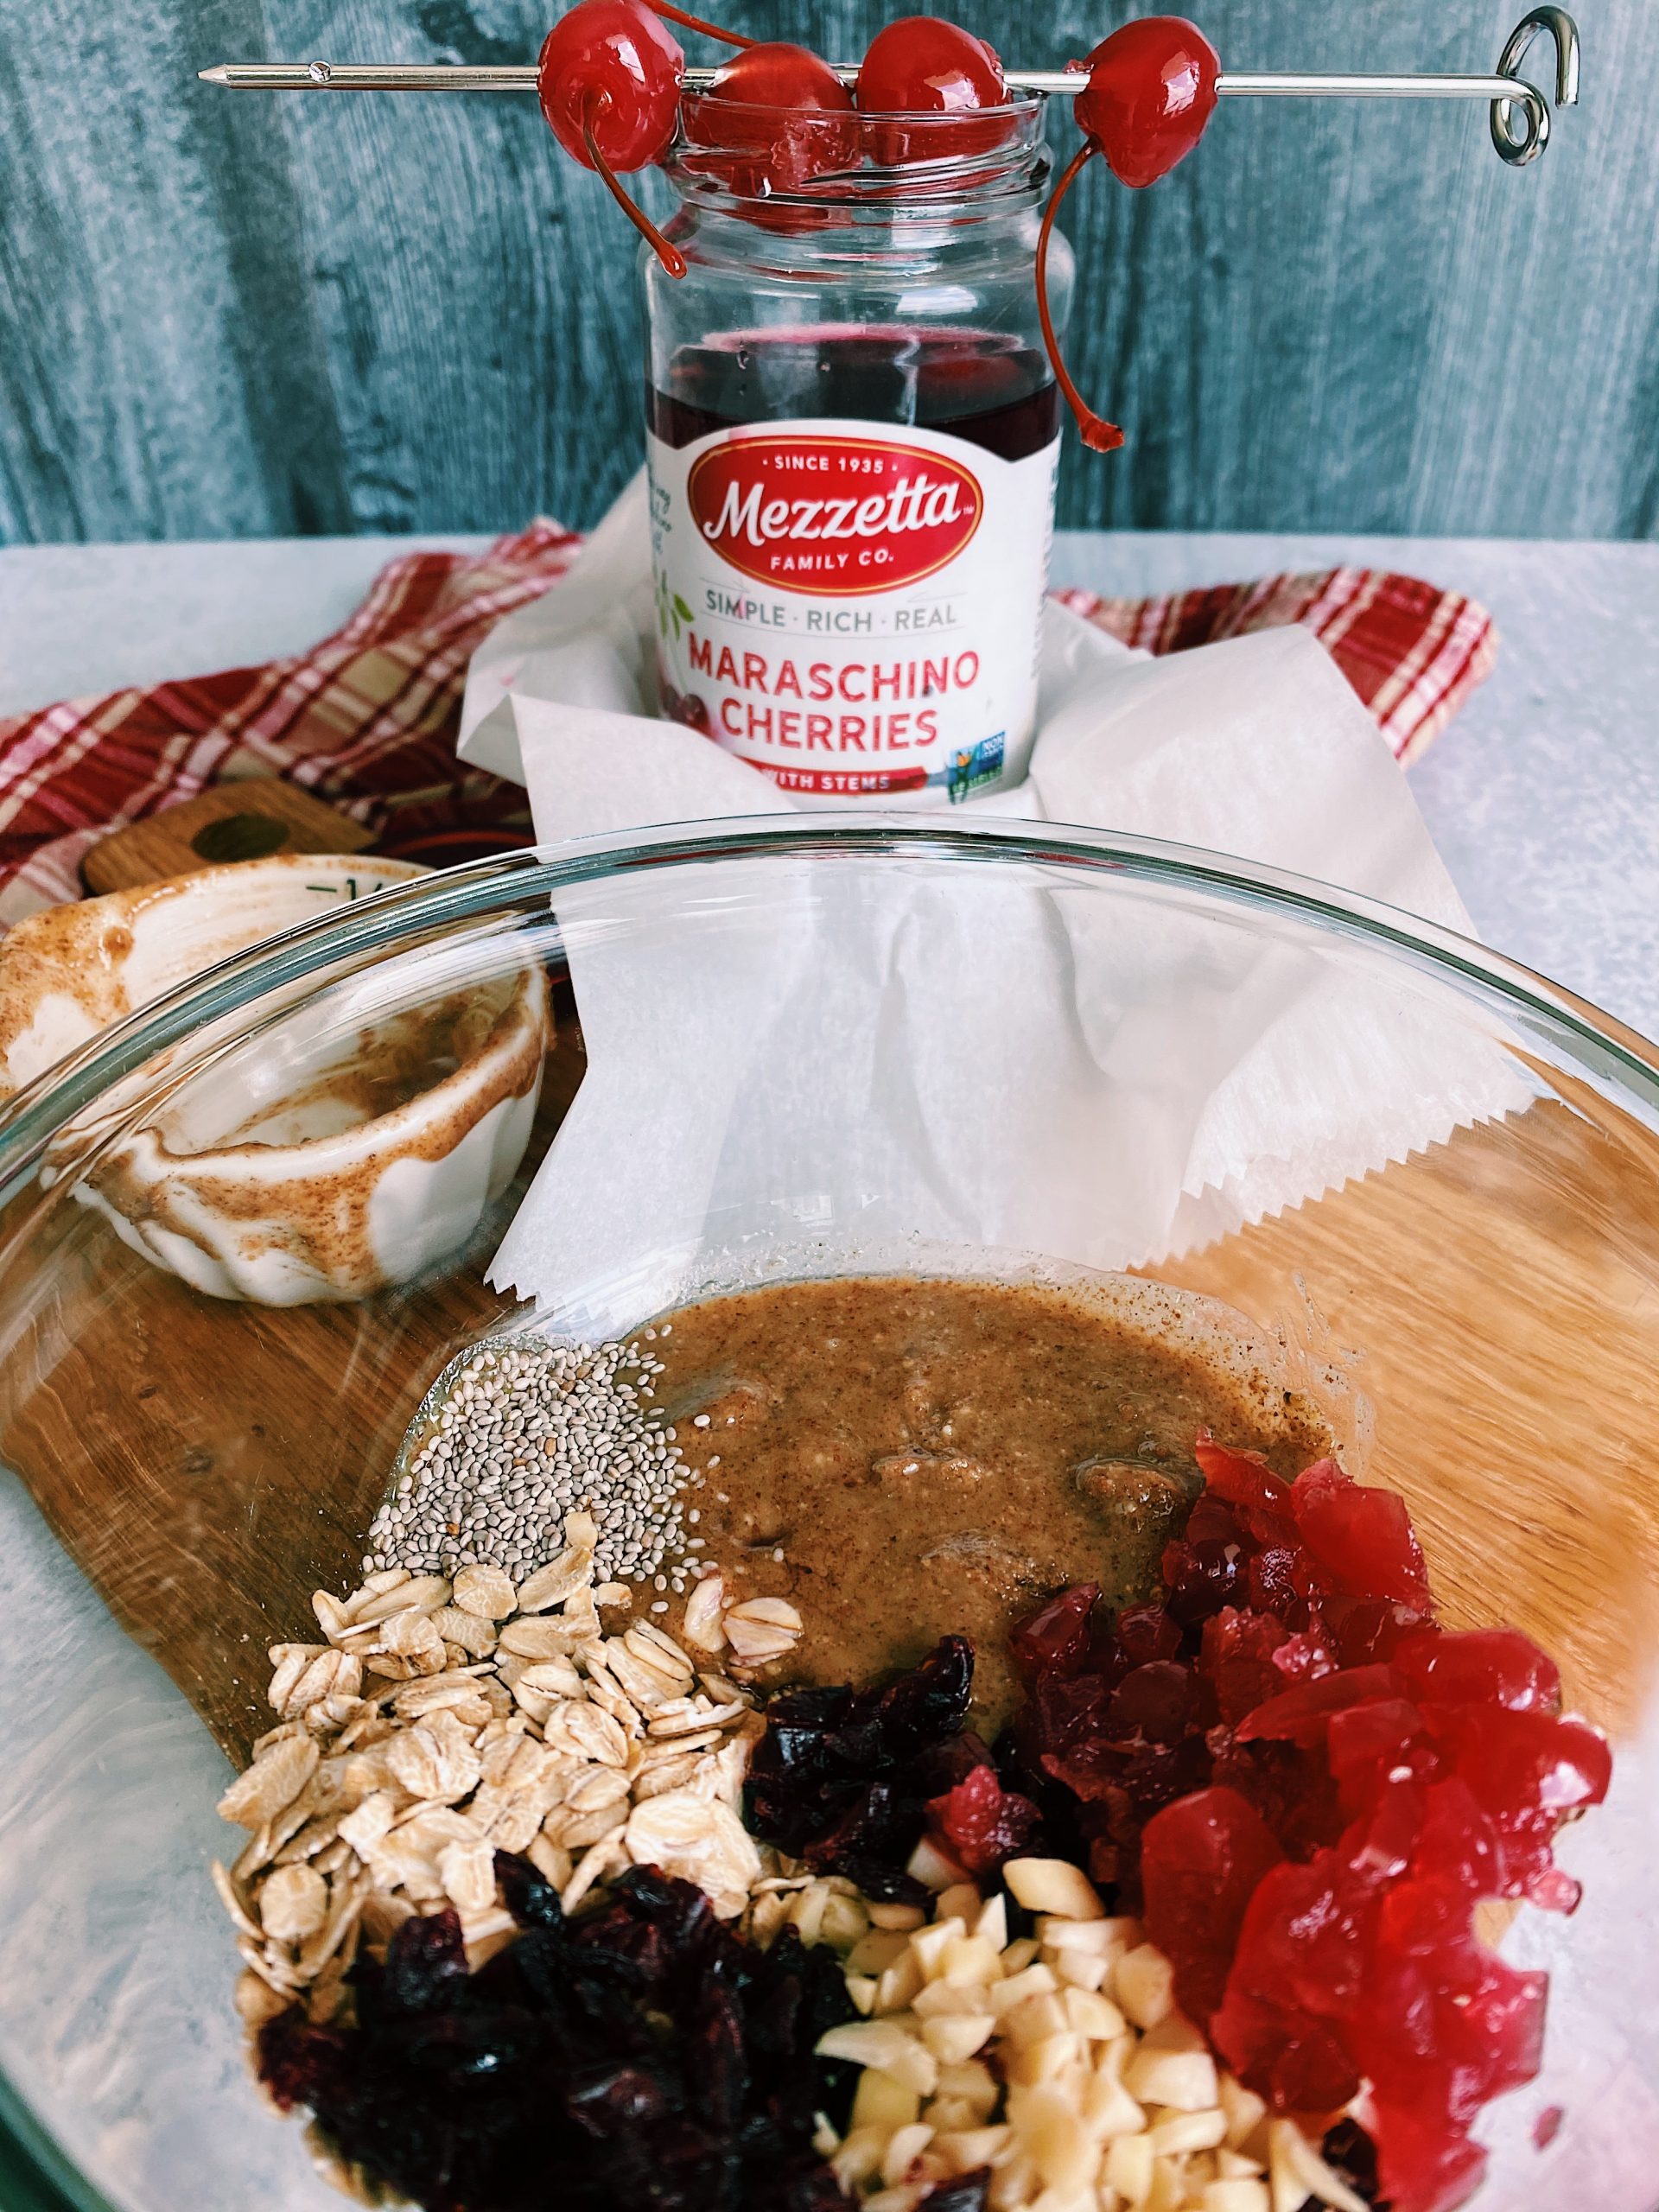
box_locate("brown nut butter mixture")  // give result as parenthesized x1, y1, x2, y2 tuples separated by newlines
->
(647, 1276, 1333, 1724)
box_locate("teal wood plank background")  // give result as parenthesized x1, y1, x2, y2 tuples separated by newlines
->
(2, 2, 1655, 543)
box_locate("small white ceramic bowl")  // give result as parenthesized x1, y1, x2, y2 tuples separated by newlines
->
(0, 854, 550, 1304)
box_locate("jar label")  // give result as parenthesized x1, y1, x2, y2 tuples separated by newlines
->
(646, 417, 1059, 804)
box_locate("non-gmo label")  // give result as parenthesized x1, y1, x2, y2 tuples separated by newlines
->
(648, 415, 1058, 806)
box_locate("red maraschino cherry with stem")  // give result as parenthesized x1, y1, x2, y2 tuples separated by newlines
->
(538, 0, 691, 274)
(1036, 14, 1221, 449)
(856, 15, 1008, 162)
(683, 40, 857, 199)
(1075, 13, 1221, 186)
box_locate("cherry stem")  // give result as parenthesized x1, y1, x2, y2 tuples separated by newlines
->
(647, 1, 754, 48)
(1036, 139, 1124, 455)
(583, 94, 687, 278)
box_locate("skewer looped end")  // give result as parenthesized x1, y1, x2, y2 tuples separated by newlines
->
(1491, 7, 1579, 165)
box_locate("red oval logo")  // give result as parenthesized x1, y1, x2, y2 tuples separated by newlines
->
(686, 434, 982, 596)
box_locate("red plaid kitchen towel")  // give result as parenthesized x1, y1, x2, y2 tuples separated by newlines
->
(0, 524, 1495, 924)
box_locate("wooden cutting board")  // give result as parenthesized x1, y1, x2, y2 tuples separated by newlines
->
(2, 1031, 1655, 1766)
(79, 781, 373, 894)
(0, 996, 586, 1765)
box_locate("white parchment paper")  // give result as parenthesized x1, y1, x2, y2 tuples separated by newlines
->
(458, 478, 1531, 1326)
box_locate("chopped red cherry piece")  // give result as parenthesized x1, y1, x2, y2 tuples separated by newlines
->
(1325, 1694, 1434, 1808)
(1001, 1432, 1606, 2212)
(1141, 1785, 1282, 2023)
(1009, 1580, 1099, 1676)
(1108, 1657, 1196, 1745)
(1193, 1429, 1293, 1520)
(683, 41, 857, 197)
(1072, 14, 1221, 188)
(1236, 1662, 1400, 1747)
(1291, 1456, 1433, 1607)
(1393, 1623, 1561, 1713)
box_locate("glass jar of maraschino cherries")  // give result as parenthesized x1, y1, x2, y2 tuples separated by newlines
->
(539, 7, 1217, 803)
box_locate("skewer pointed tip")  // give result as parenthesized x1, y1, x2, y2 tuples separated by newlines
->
(198, 63, 232, 85)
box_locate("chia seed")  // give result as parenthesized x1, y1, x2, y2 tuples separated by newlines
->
(366, 1334, 690, 1587)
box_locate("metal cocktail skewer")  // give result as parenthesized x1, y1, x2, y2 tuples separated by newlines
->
(200, 4, 1578, 167)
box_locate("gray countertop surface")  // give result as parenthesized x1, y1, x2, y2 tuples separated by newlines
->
(3, 528, 1656, 1035)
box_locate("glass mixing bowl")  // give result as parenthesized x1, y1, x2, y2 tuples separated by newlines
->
(0, 817, 1655, 2212)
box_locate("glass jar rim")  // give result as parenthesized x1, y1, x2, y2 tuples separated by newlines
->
(664, 92, 1048, 213)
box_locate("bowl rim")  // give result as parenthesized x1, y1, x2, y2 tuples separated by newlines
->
(2, 812, 1657, 1213)
(3, 810, 1659, 2209)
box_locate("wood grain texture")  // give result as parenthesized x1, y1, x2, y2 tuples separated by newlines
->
(3, 1018, 1656, 1768)
(2, 1, 1656, 544)
(79, 779, 372, 891)
(1155, 1083, 1659, 1741)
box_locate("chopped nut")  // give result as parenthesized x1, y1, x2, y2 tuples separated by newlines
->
(1001, 1859, 1104, 1922)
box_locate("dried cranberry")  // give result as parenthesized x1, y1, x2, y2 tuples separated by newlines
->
(381, 1906, 471, 2015)
(566, 2060, 670, 2133)
(257, 1864, 860, 2212)
(1247, 1541, 1305, 1618)
(1319, 2116, 1384, 2205)
(747, 1638, 977, 1891)
(927, 1761, 1041, 1876)
(494, 1848, 566, 1931)
(1115, 1601, 1184, 1667)
(257, 2005, 350, 2113)
(685, 1973, 747, 2129)
(1199, 1607, 1286, 1726)
(1011, 1583, 1101, 1676)
(1161, 1529, 1245, 1628)
(801, 1779, 915, 1872)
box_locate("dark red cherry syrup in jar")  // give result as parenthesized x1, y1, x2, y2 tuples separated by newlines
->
(644, 96, 1073, 804)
